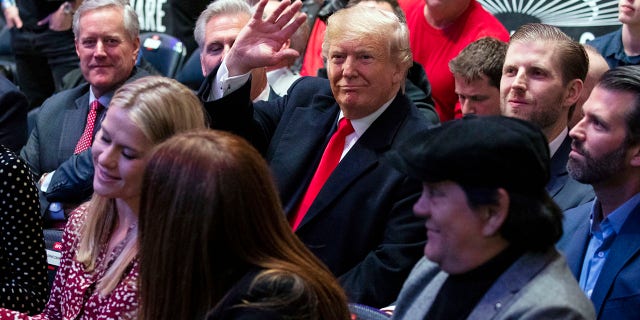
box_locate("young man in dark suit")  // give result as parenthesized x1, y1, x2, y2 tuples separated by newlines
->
(500, 23, 594, 211)
(199, 0, 427, 307)
(557, 65, 640, 319)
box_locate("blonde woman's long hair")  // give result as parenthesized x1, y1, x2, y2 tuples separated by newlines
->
(75, 76, 207, 295)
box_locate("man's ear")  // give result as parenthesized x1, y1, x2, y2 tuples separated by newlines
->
(629, 144, 640, 168)
(563, 78, 583, 110)
(482, 188, 509, 237)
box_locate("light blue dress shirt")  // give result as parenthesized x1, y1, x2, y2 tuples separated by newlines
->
(579, 193, 640, 297)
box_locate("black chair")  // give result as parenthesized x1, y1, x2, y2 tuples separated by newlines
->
(139, 32, 187, 78)
(44, 228, 64, 288)
(176, 47, 205, 91)
(349, 303, 391, 320)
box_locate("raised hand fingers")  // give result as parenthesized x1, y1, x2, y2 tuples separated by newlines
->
(273, 0, 302, 29)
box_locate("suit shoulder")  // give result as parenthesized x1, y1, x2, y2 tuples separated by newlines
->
(38, 85, 90, 115)
(587, 29, 620, 49)
(505, 253, 596, 319)
(563, 201, 593, 224)
(288, 76, 332, 98)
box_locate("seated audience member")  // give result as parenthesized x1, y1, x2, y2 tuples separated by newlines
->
(570, 45, 609, 128)
(0, 76, 207, 318)
(0, 75, 28, 152)
(0, 146, 48, 314)
(20, 0, 150, 222)
(200, 0, 428, 307)
(138, 130, 350, 320)
(501, 23, 594, 211)
(388, 116, 596, 319)
(399, 0, 509, 121)
(194, 0, 273, 102)
(587, 0, 640, 68)
(264, 0, 309, 96)
(314, 0, 439, 125)
(558, 65, 640, 319)
(449, 37, 507, 116)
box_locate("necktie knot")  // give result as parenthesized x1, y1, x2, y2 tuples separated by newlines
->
(74, 100, 104, 154)
(337, 118, 354, 136)
(90, 100, 103, 112)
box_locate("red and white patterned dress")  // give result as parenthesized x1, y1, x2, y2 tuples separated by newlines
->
(0, 205, 140, 319)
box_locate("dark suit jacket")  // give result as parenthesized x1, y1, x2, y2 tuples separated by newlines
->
(557, 200, 640, 319)
(0, 75, 28, 152)
(548, 135, 595, 211)
(19, 67, 150, 209)
(200, 74, 428, 307)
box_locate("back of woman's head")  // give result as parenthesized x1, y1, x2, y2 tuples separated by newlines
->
(139, 130, 349, 320)
(109, 76, 207, 144)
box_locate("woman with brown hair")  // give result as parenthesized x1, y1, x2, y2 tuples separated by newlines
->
(0, 75, 207, 319)
(138, 130, 351, 320)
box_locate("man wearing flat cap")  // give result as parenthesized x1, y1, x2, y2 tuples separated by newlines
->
(389, 116, 595, 319)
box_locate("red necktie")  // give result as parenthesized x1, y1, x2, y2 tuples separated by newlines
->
(291, 118, 354, 230)
(74, 100, 103, 154)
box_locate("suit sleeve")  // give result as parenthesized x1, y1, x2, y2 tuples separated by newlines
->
(44, 149, 94, 203)
(200, 72, 285, 154)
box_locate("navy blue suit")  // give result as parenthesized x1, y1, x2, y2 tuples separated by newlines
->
(200, 74, 428, 307)
(557, 200, 640, 319)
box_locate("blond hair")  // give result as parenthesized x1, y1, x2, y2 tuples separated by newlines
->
(76, 76, 206, 295)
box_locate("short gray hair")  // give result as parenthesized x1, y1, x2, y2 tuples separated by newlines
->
(73, 0, 139, 41)
(194, 0, 253, 49)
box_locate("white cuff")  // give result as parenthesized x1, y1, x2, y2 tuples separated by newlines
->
(211, 61, 251, 100)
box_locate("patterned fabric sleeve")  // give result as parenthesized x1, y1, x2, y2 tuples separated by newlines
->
(0, 146, 48, 314)
(0, 196, 139, 319)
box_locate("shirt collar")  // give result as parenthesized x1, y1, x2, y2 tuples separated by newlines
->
(601, 28, 623, 58)
(89, 87, 114, 109)
(590, 192, 640, 235)
(338, 97, 394, 138)
(548, 127, 568, 157)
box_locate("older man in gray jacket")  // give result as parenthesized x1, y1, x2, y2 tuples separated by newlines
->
(387, 115, 595, 319)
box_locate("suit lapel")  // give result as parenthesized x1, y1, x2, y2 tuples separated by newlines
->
(468, 249, 557, 320)
(547, 136, 571, 197)
(591, 204, 640, 316)
(295, 92, 410, 229)
(269, 94, 339, 213)
(556, 203, 593, 277)
(59, 89, 90, 161)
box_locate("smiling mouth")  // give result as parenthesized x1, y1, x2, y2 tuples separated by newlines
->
(508, 98, 528, 105)
(97, 167, 119, 181)
(621, 4, 634, 11)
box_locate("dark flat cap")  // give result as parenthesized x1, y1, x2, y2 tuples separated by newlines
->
(386, 115, 550, 193)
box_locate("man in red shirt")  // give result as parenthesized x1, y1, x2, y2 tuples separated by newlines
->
(399, 0, 508, 121)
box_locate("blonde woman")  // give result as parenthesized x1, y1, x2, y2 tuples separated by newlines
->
(0, 76, 206, 319)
